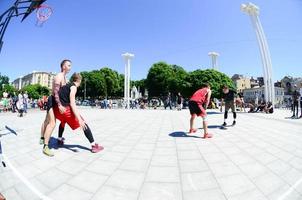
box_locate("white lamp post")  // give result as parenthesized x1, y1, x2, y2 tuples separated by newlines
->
(241, 2, 274, 106)
(208, 52, 219, 70)
(122, 52, 134, 109)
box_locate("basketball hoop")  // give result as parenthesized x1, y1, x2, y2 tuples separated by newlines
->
(35, 4, 53, 27)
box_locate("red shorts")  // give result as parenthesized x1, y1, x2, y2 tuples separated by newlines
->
(53, 105, 81, 130)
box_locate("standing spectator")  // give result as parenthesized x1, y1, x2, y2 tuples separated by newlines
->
(23, 91, 29, 113)
(17, 92, 25, 117)
(238, 92, 246, 112)
(292, 84, 300, 118)
(165, 92, 172, 110)
(11, 92, 18, 113)
(176, 92, 183, 111)
(300, 84, 302, 118)
(2, 90, 9, 112)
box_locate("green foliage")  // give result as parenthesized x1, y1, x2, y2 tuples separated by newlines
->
(145, 62, 174, 97)
(0, 73, 9, 90)
(73, 63, 233, 100)
(145, 63, 233, 99)
(22, 84, 50, 99)
(188, 69, 234, 98)
(0, 73, 11, 96)
(78, 70, 106, 99)
(1, 84, 16, 97)
(99, 67, 120, 97)
(169, 65, 191, 96)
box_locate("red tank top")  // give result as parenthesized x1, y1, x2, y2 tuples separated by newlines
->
(190, 88, 209, 104)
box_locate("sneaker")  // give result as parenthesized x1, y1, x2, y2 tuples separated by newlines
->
(222, 122, 227, 126)
(39, 138, 44, 145)
(232, 121, 236, 126)
(43, 146, 54, 157)
(57, 138, 65, 146)
(189, 128, 197, 133)
(91, 144, 104, 153)
(203, 133, 213, 139)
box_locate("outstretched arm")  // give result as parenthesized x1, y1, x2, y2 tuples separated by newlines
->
(70, 86, 87, 130)
(205, 90, 212, 109)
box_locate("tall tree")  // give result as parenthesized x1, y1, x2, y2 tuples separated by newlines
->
(99, 67, 120, 98)
(22, 84, 50, 99)
(146, 62, 173, 97)
(78, 71, 106, 99)
(0, 73, 9, 90)
(188, 69, 234, 98)
(169, 65, 190, 96)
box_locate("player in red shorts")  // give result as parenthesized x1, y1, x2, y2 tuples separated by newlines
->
(188, 83, 213, 138)
(53, 73, 103, 153)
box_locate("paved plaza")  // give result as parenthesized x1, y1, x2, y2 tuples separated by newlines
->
(0, 108, 302, 200)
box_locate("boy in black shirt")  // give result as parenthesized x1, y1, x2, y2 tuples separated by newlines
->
(221, 85, 237, 126)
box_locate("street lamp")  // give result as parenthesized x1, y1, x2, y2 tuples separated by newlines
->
(241, 2, 275, 106)
(208, 52, 220, 70)
(122, 52, 134, 109)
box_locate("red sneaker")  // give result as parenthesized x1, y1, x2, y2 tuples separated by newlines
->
(203, 133, 213, 139)
(189, 128, 197, 134)
(91, 144, 104, 153)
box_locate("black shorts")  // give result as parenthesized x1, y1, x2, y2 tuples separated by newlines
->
(47, 95, 56, 112)
(189, 100, 206, 117)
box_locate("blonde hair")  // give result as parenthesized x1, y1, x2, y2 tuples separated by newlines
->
(70, 73, 82, 82)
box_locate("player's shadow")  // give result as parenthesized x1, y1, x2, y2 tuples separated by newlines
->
(207, 111, 222, 115)
(198, 125, 222, 129)
(49, 137, 91, 152)
(169, 131, 201, 138)
(285, 116, 300, 120)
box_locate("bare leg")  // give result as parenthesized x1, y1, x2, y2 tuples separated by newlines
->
(41, 113, 49, 138)
(203, 120, 208, 135)
(44, 109, 56, 145)
(190, 115, 195, 130)
(42, 108, 56, 156)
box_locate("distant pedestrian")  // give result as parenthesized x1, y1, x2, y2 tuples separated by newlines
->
(292, 84, 300, 118)
(17, 92, 24, 117)
(176, 92, 183, 111)
(299, 84, 302, 118)
(23, 91, 29, 113)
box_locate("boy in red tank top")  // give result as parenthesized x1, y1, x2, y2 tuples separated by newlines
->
(188, 83, 212, 138)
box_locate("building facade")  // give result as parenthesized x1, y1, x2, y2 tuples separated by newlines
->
(243, 86, 284, 106)
(232, 74, 251, 93)
(12, 71, 55, 90)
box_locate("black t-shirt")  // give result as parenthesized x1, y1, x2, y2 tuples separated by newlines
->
(293, 90, 300, 102)
(59, 83, 76, 106)
(222, 90, 237, 102)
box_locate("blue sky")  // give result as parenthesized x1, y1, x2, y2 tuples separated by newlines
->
(0, 0, 302, 82)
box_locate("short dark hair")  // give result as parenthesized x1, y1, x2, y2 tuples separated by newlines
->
(60, 59, 71, 69)
(223, 85, 229, 89)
